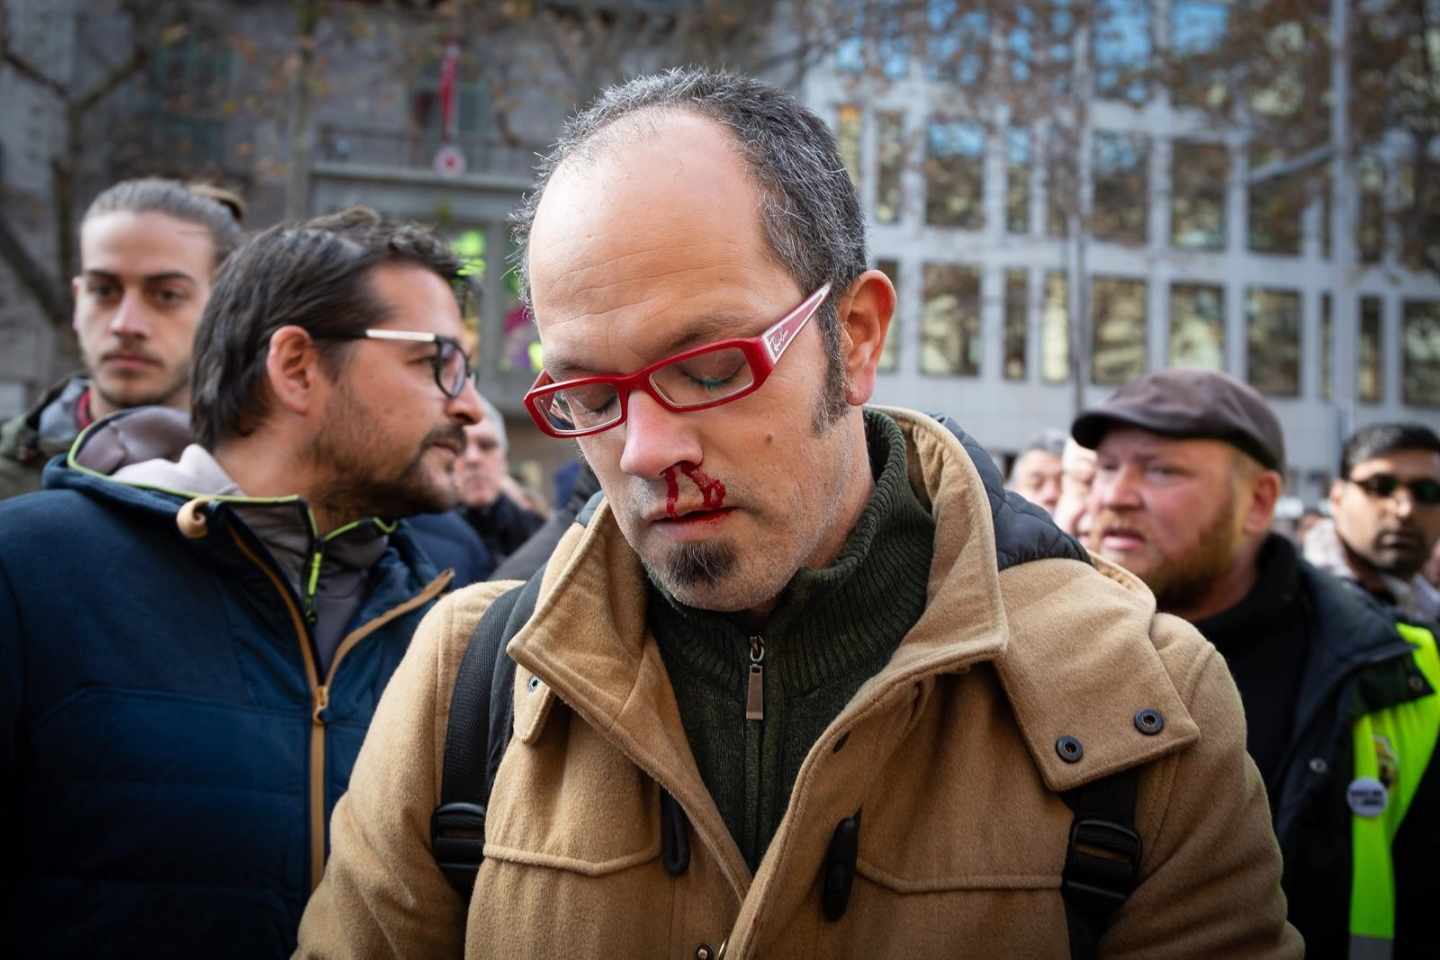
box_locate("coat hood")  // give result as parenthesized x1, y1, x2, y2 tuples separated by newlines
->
(47, 406, 421, 643)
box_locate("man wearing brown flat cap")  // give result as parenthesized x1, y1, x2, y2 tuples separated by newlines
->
(1075, 368, 1440, 960)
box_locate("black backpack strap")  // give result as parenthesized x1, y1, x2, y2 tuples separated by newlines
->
(430, 571, 544, 896)
(1060, 768, 1142, 960)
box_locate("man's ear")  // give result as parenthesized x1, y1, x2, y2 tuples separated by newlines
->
(837, 269, 895, 406)
(1242, 468, 1284, 536)
(265, 325, 327, 418)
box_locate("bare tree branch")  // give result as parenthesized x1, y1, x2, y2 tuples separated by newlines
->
(0, 208, 67, 327)
(1, 48, 68, 98)
(73, 46, 148, 113)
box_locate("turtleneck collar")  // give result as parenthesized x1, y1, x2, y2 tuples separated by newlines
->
(648, 410, 936, 697)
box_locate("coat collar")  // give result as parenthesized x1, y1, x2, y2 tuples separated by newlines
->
(507, 406, 1199, 837)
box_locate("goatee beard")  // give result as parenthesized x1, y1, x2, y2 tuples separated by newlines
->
(645, 540, 738, 599)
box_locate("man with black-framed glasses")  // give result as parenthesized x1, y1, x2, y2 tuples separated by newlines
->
(0, 207, 484, 957)
(1304, 423, 1440, 623)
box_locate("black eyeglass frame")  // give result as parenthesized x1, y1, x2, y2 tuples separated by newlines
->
(316, 328, 475, 398)
(1347, 473, 1440, 507)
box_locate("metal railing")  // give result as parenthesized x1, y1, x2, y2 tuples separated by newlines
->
(317, 124, 540, 180)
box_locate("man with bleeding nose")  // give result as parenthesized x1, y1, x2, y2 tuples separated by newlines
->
(299, 70, 1298, 959)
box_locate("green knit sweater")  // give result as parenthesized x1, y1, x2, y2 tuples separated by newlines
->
(650, 411, 936, 871)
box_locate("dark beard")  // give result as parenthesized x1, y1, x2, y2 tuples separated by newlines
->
(647, 540, 738, 591)
(312, 421, 463, 522)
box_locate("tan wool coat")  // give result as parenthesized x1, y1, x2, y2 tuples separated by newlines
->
(296, 407, 1303, 959)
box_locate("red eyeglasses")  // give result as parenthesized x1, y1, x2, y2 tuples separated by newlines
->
(524, 284, 832, 438)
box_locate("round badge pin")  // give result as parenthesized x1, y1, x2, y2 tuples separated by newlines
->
(1347, 776, 1388, 818)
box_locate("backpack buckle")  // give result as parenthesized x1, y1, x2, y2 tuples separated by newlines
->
(1062, 817, 1142, 908)
(430, 801, 489, 895)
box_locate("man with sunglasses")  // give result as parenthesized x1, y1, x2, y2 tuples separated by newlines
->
(1076, 371, 1440, 958)
(299, 71, 1297, 958)
(1305, 423, 1440, 623)
(0, 208, 483, 956)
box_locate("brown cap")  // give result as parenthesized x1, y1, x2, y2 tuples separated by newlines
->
(1071, 369, 1285, 472)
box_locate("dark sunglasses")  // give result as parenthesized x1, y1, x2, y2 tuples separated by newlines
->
(318, 329, 475, 398)
(1349, 474, 1440, 507)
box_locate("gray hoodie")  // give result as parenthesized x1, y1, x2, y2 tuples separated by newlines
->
(82, 406, 390, 672)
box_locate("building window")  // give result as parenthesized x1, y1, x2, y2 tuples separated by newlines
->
(927, 1, 989, 84)
(925, 119, 986, 229)
(1247, 19, 1316, 122)
(1403, 300, 1440, 407)
(1092, 276, 1147, 385)
(1357, 155, 1385, 264)
(921, 263, 982, 376)
(1358, 296, 1384, 403)
(1169, 0, 1230, 108)
(1042, 271, 1070, 383)
(1007, 129, 1032, 234)
(1246, 288, 1302, 396)
(1320, 293, 1333, 401)
(1169, 283, 1224, 370)
(876, 258, 901, 373)
(141, 31, 233, 170)
(1247, 144, 1304, 255)
(836, 104, 862, 187)
(876, 112, 905, 224)
(1093, 0, 1152, 103)
(1046, 151, 1074, 238)
(1093, 131, 1149, 245)
(1399, 152, 1440, 271)
(412, 57, 488, 149)
(1171, 141, 1228, 250)
(1004, 268, 1029, 380)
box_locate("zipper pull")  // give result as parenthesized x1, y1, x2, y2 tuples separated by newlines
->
(303, 550, 323, 625)
(312, 684, 329, 725)
(746, 635, 765, 721)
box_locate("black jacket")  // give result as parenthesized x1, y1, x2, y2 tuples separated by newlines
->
(1257, 550, 1437, 959)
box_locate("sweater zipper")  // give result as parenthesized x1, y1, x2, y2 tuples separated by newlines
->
(746, 635, 765, 721)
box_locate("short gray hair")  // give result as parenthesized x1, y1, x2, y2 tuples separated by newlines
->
(512, 68, 868, 425)
(1022, 429, 1067, 459)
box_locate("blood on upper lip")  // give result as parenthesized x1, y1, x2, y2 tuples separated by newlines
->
(681, 463, 726, 510)
(664, 467, 680, 519)
(659, 463, 727, 520)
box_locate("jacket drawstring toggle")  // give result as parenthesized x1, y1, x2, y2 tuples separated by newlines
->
(822, 809, 862, 921)
(176, 497, 214, 539)
(659, 789, 690, 877)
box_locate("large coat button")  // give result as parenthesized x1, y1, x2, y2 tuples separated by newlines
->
(1134, 708, 1165, 735)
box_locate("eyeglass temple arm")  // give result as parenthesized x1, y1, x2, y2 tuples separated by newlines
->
(762, 283, 832, 363)
(362, 330, 440, 343)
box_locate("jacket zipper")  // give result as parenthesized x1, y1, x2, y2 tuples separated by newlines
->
(227, 525, 451, 892)
(302, 546, 324, 624)
(746, 635, 765, 721)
